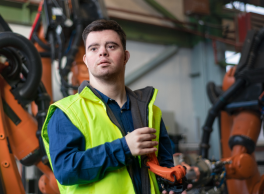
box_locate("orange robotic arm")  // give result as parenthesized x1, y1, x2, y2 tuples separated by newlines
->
(0, 30, 59, 194)
(145, 153, 187, 193)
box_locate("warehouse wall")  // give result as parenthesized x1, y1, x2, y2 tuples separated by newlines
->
(126, 40, 226, 160)
(126, 40, 196, 144)
(190, 41, 226, 159)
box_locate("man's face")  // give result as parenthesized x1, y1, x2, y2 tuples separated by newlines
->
(83, 30, 130, 81)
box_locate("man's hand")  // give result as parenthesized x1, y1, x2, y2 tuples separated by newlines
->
(125, 127, 158, 156)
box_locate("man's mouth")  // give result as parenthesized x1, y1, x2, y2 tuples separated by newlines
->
(98, 60, 110, 66)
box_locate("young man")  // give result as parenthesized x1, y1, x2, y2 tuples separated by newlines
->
(42, 19, 185, 194)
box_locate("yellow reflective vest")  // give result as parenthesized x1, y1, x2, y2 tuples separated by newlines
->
(42, 81, 162, 194)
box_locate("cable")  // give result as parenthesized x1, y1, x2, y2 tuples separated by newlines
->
(32, 32, 51, 51)
(64, 30, 76, 54)
(29, 0, 44, 40)
(200, 78, 246, 158)
(51, 0, 67, 20)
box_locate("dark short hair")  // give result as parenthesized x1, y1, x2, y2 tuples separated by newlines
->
(82, 19, 126, 50)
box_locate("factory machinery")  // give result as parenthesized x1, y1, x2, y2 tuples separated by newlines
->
(0, 0, 264, 193)
(179, 27, 264, 194)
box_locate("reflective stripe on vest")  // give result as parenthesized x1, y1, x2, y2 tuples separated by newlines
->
(42, 87, 162, 194)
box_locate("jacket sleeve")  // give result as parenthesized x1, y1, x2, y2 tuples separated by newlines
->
(157, 118, 174, 168)
(47, 108, 133, 186)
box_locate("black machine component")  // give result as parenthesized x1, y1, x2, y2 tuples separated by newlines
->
(35, 82, 51, 165)
(0, 48, 23, 87)
(0, 14, 12, 32)
(42, 0, 71, 40)
(0, 32, 42, 106)
(207, 80, 263, 115)
(224, 82, 263, 114)
(200, 27, 264, 159)
(2, 98, 21, 126)
(71, 0, 108, 26)
(182, 153, 230, 192)
(20, 149, 42, 166)
(234, 30, 257, 75)
(157, 175, 188, 194)
(228, 135, 256, 154)
(235, 29, 264, 78)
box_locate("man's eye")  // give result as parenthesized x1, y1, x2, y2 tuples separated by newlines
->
(90, 47, 97, 51)
(108, 45, 115, 49)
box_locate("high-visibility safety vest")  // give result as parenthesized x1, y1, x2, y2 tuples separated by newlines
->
(42, 81, 162, 194)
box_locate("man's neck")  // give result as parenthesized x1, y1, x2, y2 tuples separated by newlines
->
(90, 78, 127, 108)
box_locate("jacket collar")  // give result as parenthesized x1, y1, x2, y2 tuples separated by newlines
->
(78, 80, 154, 105)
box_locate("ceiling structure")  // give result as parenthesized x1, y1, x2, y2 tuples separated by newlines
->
(0, 0, 263, 51)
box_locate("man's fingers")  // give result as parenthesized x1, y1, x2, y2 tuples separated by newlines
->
(125, 127, 158, 156)
(138, 134, 156, 141)
(137, 127, 156, 134)
(138, 147, 157, 155)
(139, 141, 158, 148)
(162, 190, 167, 194)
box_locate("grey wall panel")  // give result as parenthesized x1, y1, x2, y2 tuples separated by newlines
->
(190, 41, 225, 159)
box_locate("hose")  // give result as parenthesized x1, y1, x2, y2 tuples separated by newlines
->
(236, 27, 264, 77)
(39, 52, 51, 58)
(56, 28, 70, 97)
(32, 32, 51, 51)
(200, 79, 246, 158)
(246, 27, 264, 69)
(35, 82, 51, 164)
(64, 23, 83, 73)
(206, 82, 223, 105)
(49, 32, 56, 63)
(60, 23, 83, 94)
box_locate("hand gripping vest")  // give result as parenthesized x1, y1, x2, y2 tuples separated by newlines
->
(42, 81, 162, 194)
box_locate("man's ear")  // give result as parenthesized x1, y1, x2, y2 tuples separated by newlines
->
(124, 50, 130, 64)
(83, 54, 88, 67)
(83, 54, 86, 63)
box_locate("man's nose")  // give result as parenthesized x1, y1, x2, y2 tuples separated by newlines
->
(99, 47, 108, 57)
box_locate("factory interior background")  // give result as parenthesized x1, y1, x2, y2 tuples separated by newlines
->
(1, 0, 264, 193)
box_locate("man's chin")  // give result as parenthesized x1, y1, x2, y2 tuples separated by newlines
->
(92, 69, 124, 81)
(94, 73, 116, 80)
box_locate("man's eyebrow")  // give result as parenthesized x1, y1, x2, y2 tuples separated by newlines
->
(106, 41, 119, 46)
(87, 43, 99, 50)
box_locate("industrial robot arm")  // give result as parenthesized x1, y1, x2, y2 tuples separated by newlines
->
(187, 27, 264, 194)
(145, 153, 188, 194)
(0, 29, 59, 193)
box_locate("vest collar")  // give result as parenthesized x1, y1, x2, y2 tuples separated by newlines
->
(78, 80, 155, 105)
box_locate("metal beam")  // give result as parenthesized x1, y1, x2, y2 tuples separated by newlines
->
(143, 0, 177, 20)
(125, 46, 179, 85)
(113, 18, 192, 47)
(143, 0, 183, 28)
